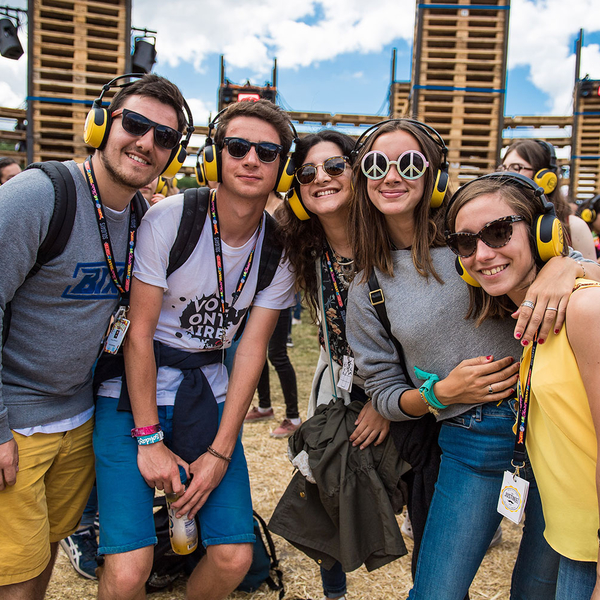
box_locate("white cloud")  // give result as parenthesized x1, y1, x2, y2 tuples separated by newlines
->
(508, 0, 600, 114)
(133, 0, 416, 76)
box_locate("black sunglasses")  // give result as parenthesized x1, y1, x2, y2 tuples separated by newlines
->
(114, 108, 182, 150)
(295, 156, 349, 185)
(223, 137, 283, 163)
(445, 215, 525, 258)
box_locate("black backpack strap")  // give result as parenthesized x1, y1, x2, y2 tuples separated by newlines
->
(255, 212, 283, 295)
(132, 190, 149, 221)
(367, 270, 415, 387)
(3, 161, 77, 347)
(232, 212, 284, 342)
(253, 510, 284, 600)
(167, 187, 210, 278)
(25, 161, 77, 278)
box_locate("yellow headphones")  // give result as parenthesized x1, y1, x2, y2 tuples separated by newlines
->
(351, 118, 450, 209)
(532, 141, 558, 195)
(83, 73, 194, 178)
(198, 107, 298, 194)
(445, 172, 565, 287)
(155, 176, 167, 195)
(580, 195, 600, 223)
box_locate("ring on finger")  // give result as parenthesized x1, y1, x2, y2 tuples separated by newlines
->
(545, 307, 558, 312)
(521, 300, 535, 310)
(488, 384, 494, 394)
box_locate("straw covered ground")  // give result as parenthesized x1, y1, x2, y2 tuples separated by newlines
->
(47, 320, 522, 600)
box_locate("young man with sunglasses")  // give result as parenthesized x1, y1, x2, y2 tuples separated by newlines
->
(0, 73, 187, 599)
(94, 99, 296, 600)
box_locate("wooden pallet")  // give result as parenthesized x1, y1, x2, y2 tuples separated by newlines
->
(30, 0, 128, 163)
(572, 89, 600, 198)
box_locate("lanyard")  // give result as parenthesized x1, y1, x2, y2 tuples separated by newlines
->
(322, 243, 347, 326)
(83, 158, 136, 297)
(209, 189, 263, 327)
(513, 330, 539, 472)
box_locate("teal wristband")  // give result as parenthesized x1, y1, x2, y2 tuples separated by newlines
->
(136, 430, 164, 446)
(414, 366, 446, 411)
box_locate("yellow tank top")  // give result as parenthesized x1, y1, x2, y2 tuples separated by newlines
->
(520, 280, 599, 561)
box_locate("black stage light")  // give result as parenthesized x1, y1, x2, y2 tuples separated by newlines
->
(0, 18, 23, 60)
(131, 38, 156, 74)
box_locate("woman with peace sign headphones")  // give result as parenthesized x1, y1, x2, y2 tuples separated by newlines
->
(500, 139, 596, 260)
(446, 173, 600, 600)
(345, 118, 599, 599)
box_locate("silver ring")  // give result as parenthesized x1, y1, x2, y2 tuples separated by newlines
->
(545, 307, 558, 312)
(521, 300, 535, 310)
(488, 385, 494, 394)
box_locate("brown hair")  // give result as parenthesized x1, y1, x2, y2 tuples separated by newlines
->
(504, 140, 572, 243)
(214, 100, 294, 157)
(446, 177, 568, 325)
(108, 74, 187, 133)
(349, 120, 451, 283)
(275, 130, 356, 321)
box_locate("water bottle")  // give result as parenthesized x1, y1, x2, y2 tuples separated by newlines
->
(165, 467, 198, 555)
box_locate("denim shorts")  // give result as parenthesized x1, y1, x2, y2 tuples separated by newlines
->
(94, 396, 255, 555)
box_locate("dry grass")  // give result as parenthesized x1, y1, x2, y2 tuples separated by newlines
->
(47, 320, 521, 600)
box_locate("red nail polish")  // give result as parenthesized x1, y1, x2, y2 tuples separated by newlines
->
(539, 338, 545, 344)
(554, 329, 559, 334)
(515, 332, 522, 339)
(486, 355, 492, 360)
(522, 340, 529, 346)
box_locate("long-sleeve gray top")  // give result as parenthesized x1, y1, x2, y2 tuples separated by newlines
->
(0, 161, 131, 444)
(346, 246, 523, 422)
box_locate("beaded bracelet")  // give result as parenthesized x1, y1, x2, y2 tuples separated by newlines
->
(136, 430, 164, 446)
(578, 260, 587, 279)
(418, 389, 439, 417)
(131, 424, 161, 438)
(207, 445, 232, 463)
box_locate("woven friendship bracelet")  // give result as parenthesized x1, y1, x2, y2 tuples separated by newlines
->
(207, 445, 232, 463)
(131, 424, 161, 438)
(136, 431, 165, 446)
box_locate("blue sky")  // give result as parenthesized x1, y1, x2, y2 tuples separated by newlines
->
(1, 0, 599, 129)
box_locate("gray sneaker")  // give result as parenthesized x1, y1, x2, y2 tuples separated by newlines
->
(59, 525, 99, 580)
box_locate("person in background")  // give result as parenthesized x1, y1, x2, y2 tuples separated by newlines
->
(500, 140, 596, 260)
(578, 194, 600, 259)
(0, 157, 21, 185)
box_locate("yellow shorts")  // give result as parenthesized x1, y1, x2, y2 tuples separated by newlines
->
(0, 417, 95, 585)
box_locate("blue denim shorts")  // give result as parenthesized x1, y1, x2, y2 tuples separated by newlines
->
(94, 396, 255, 555)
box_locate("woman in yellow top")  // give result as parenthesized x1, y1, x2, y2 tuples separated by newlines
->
(445, 172, 600, 600)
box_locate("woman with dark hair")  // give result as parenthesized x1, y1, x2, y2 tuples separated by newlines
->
(345, 119, 599, 599)
(274, 129, 392, 600)
(446, 173, 600, 600)
(0, 157, 21, 185)
(501, 139, 596, 259)
(578, 194, 600, 259)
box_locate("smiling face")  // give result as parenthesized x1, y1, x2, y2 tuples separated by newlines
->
(366, 129, 426, 227)
(99, 94, 178, 191)
(219, 116, 282, 201)
(298, 141, 351, 218)
(455, 192, 537, 303)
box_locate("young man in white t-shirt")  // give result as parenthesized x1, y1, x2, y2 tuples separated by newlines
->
(94, 100, 295, 600)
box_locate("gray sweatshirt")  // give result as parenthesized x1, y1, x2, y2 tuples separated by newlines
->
(0, 161, 131, 443)
(346, 246, 523, 422)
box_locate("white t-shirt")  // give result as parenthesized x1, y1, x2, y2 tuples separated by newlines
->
(98, 193, 295, 405)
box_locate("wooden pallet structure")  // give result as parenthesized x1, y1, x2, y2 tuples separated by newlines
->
(0, 107, 27, 164)
(572, 79, 600, 199)
(401, 0, 509, 188)
(28, 0, 130, 164)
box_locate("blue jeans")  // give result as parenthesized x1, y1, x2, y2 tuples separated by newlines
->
(556, 556, 597, 600)
(321, 561, 347, 598)
(409, 401, 559, 600)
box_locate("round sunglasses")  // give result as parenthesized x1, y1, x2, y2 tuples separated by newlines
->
(295, 156, 349, 185)
(223, 137, 283, 163)
(445, 215, 525, 258)
(113, 108, 182, 150)
(361, 149, 429, 181)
